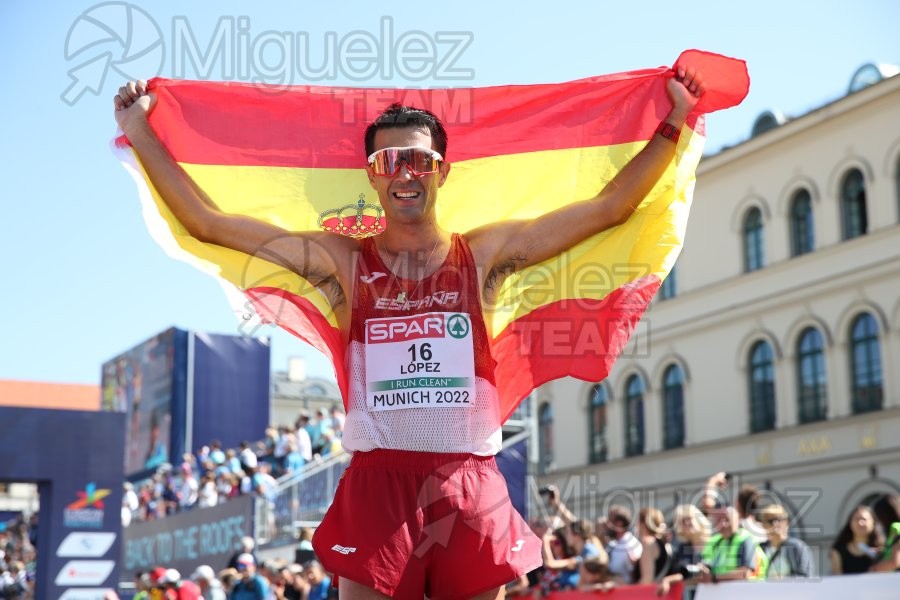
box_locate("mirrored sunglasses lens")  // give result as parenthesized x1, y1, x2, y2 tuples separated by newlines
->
(408, 149, 438, 173)
(371, 150, 399, 175)
(371, 148, 437, 175)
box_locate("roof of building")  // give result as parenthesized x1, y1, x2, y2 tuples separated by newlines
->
(0, 379, 100, 411)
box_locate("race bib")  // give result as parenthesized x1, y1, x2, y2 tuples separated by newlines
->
(365, 312, 476, 411)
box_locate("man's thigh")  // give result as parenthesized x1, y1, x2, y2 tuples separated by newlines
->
(339, 577, 392, 599)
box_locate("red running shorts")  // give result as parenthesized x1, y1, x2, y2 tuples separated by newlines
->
(312, 449, 542, 599)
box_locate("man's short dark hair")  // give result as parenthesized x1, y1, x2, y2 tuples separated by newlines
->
(364, 103, 448, 159)
(737, 484, 759, 517)
(607, 505, 633, 530)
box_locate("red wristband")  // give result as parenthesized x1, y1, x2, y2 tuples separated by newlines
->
(656, 122, 680, 144)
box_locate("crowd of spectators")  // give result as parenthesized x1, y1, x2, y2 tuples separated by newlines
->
(108, 532, 335, 600)
(0, 515, 36, 599)
(507, 472, 900, 597)
(124, 406, 346, 526)
(6, 451, 900, 599)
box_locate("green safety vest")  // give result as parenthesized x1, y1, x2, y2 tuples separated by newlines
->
(883, 522, 900, 561)
(702, 529, 768, 581)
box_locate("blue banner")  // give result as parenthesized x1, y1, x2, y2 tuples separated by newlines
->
(0, 407, 125, 599)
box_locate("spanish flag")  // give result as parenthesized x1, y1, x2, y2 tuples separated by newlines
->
(116, 49, 748, 421)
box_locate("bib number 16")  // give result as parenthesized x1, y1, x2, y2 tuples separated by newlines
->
(407, 343, 432, 362)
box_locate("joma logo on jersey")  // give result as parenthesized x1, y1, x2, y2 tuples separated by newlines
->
(367, 315, 445, 343)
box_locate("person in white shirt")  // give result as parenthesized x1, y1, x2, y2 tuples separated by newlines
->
(178, 463, 199, 509)
(121, 482, 139, 526)
(197, 472, 218, 508)
(295, 419, 313, 463)
(605, 505, 642, 584)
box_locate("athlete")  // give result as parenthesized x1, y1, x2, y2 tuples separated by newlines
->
(114, 65, 705, 599)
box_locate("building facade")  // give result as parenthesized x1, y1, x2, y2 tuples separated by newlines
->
(535, 68, 900, 573)
(270, 358, 343, 427)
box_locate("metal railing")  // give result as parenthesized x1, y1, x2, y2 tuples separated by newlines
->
(255, 452, 351, 545)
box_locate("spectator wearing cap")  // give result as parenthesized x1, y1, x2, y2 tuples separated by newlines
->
(147, 567, 171, 599)
(191, 564, 226, 600)
(231, 553, 269, 600)
(159, 568, 202, 600)
(228, 537, 258, 570)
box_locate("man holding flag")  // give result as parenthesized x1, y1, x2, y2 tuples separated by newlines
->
(114, 54, 732, 599)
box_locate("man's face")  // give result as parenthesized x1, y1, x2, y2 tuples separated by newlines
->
(762, 512, 788, 541)
(366, 127, 450, 225)
(304, 565, 323, 585)
(713, 508, 737, 537)
(237, 562, 256, 579)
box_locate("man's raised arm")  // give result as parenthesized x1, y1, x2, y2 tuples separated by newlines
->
(468, 66, 705, 286)
(113, 80, 349, 284)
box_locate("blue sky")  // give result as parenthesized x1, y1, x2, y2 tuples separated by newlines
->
(1, 1, 898, 385)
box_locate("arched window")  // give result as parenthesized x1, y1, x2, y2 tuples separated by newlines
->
(589, 385, 608, 463)
(624, 375, 645, 457)
(789, 189, 815, 256)
(538, 402, 553, 474)
(841, 169, 868, 240)
(749, 341, 776, 432)
(743, 207, 765, 272)
(797, 328, 828, 423)
(850, 314, 883, 414)
(660, 262, 677, 300)
(662, 365, 685, 449)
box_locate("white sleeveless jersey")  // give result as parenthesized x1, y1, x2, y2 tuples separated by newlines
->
(341, 234, 503, 455)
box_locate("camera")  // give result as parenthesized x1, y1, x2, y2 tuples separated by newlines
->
(538, 485, 557, 498)
(679, 564, 705, 580)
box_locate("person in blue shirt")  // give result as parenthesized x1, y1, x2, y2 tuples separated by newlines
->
(302, 561, 334, 600)
(229, 553, 269, 600)
(540, 519, 605, 589)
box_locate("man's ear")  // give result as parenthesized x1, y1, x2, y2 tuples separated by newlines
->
(365, 166, 377, 189)
(437, 162, 451, 187)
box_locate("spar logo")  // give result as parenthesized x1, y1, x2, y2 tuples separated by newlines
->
(367, 314, 445, 344)
(447, 314, 469, 339)
(64, 483, 111, 529)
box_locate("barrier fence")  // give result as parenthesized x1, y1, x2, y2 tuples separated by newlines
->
(542, 582, 682, 598)
(255, 453, 351, 545)
(537, 574, 899, 599)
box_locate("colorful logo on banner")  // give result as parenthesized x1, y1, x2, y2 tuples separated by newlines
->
(64, 483, 111, 528)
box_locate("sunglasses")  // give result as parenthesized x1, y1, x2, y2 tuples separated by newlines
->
(367, 146, 444, 177)
(762, 517, 786, 526)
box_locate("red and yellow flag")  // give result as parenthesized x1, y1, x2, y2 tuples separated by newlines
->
(116, 49, 748, 420)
